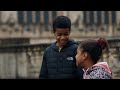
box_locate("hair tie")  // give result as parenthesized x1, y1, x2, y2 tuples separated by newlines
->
(96, 38, 102, 46)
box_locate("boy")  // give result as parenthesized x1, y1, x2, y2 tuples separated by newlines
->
(39, 16, 83, 79)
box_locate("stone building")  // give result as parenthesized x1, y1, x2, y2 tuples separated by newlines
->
(0, 11, 119, 79)
(0, 11, 118, 27)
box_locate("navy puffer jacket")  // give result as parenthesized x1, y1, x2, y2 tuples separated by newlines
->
(39, 39, 83, 79)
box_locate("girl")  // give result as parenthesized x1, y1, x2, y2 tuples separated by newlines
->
(75, 37, 112, 79)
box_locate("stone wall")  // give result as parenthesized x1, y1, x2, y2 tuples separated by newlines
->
(0, 46, 120, 79)
(0, 47, 43, 79)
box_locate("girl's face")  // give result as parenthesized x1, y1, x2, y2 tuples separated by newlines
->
(75, 47, 87, 67)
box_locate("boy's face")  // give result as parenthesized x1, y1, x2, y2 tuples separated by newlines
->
(54, 28, 70, 48)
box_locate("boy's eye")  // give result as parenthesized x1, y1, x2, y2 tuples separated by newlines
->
(57, 34, 62, 36)
(57, 33, 69, 36)
(64, 33, 69, 36)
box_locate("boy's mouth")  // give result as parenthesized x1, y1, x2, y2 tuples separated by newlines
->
(60, 40, 67, 44)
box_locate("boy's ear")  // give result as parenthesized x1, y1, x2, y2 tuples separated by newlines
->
(69, 30, 71, 33)
(52, 30, 55, 33)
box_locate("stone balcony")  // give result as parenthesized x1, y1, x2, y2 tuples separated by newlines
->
(0, 24, 120, 39)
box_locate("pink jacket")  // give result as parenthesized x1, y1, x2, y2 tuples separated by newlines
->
(83, 62, 112, 79)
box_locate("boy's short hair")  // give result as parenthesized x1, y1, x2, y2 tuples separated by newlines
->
(53, 16, 71, 32)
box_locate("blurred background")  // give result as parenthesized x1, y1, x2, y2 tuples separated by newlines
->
(0, 11, 120, 79)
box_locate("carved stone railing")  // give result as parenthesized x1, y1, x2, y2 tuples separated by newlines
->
(0, 40, 50, 79)
(0, 24, 120, 38)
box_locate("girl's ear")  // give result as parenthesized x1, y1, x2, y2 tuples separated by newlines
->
(83, 52, 88, 60)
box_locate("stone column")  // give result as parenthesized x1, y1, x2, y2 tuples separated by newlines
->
(48, 11, 52, 24)
(57, 11, 69, 17)
(108, 11, 112, 25)
(101, 11, 105, 25)
(16, 52, 28, 78)
(94, 11, 97, 34)
(0, 11, 1, 24)
(48, 11, 52, 31)
(31, 11, 36, 33)
(86, 11, 90, 25)
(21, 11, 27, 33)
(94, 11, 97, 25)
(39, 11, 44, 33)
(0, 53, 16, 79)
(61, 11, 68, 16)
(57, 11, 63, 16)
(0, 53, 4, 78)
(32, 11, 36, 24)
(40, 11, 44, 24)
(116, 11, 120, 25)
(108, 11, 113, 36)
(23, 11, 27, 24)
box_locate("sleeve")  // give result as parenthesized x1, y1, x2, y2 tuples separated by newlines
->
(89, 68, 112, 79)
(39, 51, 48, 79)
(75, 66, 84, 79)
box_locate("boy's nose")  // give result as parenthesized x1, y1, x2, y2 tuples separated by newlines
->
(61, 35, 65, 39)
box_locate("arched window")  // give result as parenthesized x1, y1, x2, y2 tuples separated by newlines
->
(97, 11, 101, 25)
(36, 11, 40, 24)
(89, 11, 94, 25)
(83, 11, 86, 25)
(112, 11, 116, 25)
(104, 11, 109, 25)
(26, 11, 32, 25)
(17, 11, 24, 25)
